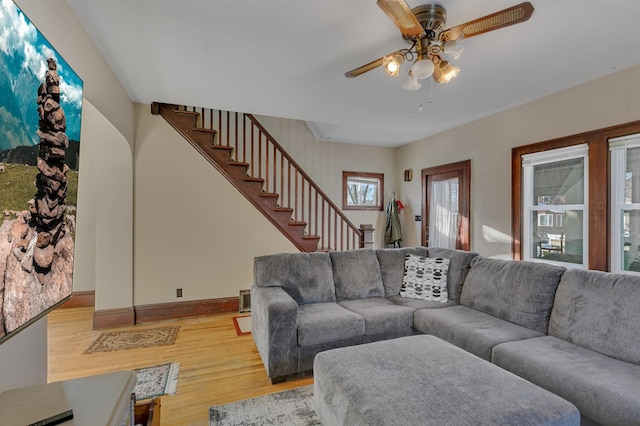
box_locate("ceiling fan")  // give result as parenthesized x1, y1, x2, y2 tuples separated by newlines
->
(345, 0, 534, 89)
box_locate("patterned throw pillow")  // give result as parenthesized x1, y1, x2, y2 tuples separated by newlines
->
(400, 254, 449, 302)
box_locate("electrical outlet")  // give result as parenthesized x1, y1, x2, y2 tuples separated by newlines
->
(414, 215, 422, 222)
(176, 288, 183, 298)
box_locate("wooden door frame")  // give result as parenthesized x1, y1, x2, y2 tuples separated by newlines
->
(422, 160, 471, 250)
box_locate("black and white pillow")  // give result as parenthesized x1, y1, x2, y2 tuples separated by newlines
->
(400, 254, 449, 303)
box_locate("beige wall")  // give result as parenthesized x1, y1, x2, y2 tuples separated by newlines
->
(73, 100, 133, 310)
(87, 101, 134, 310)
(396, 64, 640, 259)
(133, 105, 297, 305)
(256, 115, 398, 248)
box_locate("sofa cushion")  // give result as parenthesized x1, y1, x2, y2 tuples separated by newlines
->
(339, 297, 415, 336)
(549, 269, 640, 365)
(460, 257, 565, 333)
(413, 305, 544, 361)
(493, 335, 640, 425)
(387, 295, 457, 309)
(400, 255, 449, 302)
(297, 303, 365, 347)
(253, 252, 336, 304)
(427, 248, 479, 303)
(376, 247, 430, 297)
(330, 249, 384, 301)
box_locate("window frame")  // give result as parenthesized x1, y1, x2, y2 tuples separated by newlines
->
(609, 134, 640, 274)
(342, 171, 384, 211)
(513, 120, 640, 272)
(521, 144, 589, 268)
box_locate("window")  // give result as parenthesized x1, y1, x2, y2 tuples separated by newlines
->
(513, 120, 640, 272)
(521, 144, 588, 267)
(342, 171, 384, 211)
(610, 134, 640, 273)
(538, 214, 553, 227)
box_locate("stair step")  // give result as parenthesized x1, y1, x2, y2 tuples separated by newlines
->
(303, 235, 321, 241)
(289, 221, 307, 227)
(193, 127, 216, 134)
(174, 109, 199, 117)
(211, 145, 233, 151)
(258, 192, 279, 199)
(274, 207, 293, 213)
(244, 177, 264, 183)
(228, 161, 250, 168)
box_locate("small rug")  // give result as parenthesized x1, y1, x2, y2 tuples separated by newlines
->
(134, 362, 180, 401)
(209, 385, 319, 426)
(85, 326, 180, 353)
(232, 315, 251, 336)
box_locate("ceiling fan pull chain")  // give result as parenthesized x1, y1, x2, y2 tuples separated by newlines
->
(428, 78, 435, 104)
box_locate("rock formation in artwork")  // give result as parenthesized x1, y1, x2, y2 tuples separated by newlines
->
(30, 58, 69, 281)
(0, 58, 74, 337)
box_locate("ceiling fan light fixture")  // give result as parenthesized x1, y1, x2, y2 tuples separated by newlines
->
(383, 53, 404, 77)
(411, 55, 434, 80)
(443, 35, 464, 60)
(433, 60, 460, 83)
(402, 73, 422, 90)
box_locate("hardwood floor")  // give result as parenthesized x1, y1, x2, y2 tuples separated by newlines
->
(47, 307, 313, 426)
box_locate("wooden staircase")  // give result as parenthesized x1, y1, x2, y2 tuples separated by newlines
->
(151, 102, 363, 252)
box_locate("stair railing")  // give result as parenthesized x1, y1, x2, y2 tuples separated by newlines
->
(177, 105, 363, 251)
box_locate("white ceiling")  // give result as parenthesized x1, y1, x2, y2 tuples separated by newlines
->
(67, 0, 640, 147)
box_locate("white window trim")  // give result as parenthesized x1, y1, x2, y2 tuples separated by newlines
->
(537, 213, 553, 227)
(610, 134, 640, 274)
(522, 144, 589, 268)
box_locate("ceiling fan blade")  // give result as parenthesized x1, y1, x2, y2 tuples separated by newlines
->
(377, 0, 426, 38)
(442, 2, 534, 41)
(345, 56, 386, 78)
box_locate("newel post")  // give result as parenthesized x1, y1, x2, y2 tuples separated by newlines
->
(359, 224, 374, 249)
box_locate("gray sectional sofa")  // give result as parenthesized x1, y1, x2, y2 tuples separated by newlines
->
(251, 247, 640, 425)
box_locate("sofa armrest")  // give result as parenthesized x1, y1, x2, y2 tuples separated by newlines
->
(251, 284, 299, 380)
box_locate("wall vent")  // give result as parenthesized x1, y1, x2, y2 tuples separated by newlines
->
(239, 289, 251, 313)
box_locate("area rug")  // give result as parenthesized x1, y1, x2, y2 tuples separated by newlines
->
(209, 385, 319, 425)
(232, 315, 251, 336)
(84, 326, 180, 353)
(134, 362, 180, 401)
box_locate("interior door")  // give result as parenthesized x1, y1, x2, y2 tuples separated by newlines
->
(422, 160, 470, 250)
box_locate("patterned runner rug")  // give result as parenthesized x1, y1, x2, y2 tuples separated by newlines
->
(209, 385, 319, 425)
(84, 326, 179, 353)
(134, 362, 181, 401)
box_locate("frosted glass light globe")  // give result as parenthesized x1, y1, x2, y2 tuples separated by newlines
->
(411, 58, 435, 80)
(402, 75, 422, 91)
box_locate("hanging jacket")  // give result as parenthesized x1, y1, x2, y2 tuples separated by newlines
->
(384, 199, 402, 246)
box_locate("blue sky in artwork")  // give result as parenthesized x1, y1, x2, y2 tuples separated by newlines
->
(0, 0, 83, 148)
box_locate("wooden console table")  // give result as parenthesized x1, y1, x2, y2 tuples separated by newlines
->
(0, 371, 136, 425)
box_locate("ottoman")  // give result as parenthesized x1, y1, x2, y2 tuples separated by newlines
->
(313, 335, 579, 426)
